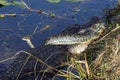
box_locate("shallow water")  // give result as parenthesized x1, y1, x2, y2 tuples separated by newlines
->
(0, 0, 118, 79)
(0, 0, 117, 51)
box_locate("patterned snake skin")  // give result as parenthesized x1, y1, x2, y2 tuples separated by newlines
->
(45, 17, 105, 54)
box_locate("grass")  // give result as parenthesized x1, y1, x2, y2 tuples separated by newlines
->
(44, 23, 120, 80)
(57, 23, 120, 80)
(90, 24, 120, 80)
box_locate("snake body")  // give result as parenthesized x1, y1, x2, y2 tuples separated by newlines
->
(45, 22, 105, 45)
(45, 17, 105, 54)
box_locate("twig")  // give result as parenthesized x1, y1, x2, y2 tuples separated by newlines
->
(115, 39, 119, 55)
(84, 53, 90, 76)
(34, 60, 38, 79)
(0, 52, 20, 64)
(21, 0, 30, 10)
(18, 50, 65, 75)
(32, 26, 39, 35)
(16, 55, 31, 80)
(21, 0, 62, 18)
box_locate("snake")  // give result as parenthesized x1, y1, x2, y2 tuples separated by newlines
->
(45, 17, 105, 54)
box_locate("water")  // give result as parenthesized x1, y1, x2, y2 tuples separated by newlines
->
(0, 0, 118, 79)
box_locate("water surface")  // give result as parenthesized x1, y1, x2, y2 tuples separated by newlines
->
(0, 0, 118, 75)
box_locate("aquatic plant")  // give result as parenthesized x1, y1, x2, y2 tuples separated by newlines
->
(0, 13, 16, 19)
(47, 0, 87, 3)
(47, 0, 61, 3)
(0, 0, 26, 8)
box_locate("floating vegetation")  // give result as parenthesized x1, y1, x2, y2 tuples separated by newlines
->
(47, 0, 61, 4)
(47, 0, 87, 3)
(10, 1, 27, 8)
(0, 0, 27, 8)
(31, 25, 52, 36)
(0, 0, 10, 6)
(40, 25, 51, 32)
(22, 36, 35, 48)
(66, 0, 87, 2)
(49, 13, 56, 18)
(0, 13, 16, 19)
(0, 0, 62, 18)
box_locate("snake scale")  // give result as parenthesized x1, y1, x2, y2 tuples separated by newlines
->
(45, 17, 105, 54)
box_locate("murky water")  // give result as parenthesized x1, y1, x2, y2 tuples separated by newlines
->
(0, 0, 118, 79)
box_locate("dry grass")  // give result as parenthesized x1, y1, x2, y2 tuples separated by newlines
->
(90, 24, 120, 80)
(58, 24, 120, 80)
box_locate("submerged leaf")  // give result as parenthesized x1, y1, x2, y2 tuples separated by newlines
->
(65, 0, 85, 2)
(10, 1, 27, 8)
(47, 0, 86, 3)
(0, 0, 11, 6)
(47, 0, 61, 3)
(0, 0, 27, 8)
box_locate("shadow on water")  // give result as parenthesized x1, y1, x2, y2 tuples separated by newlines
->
(0, 0, 118, 80)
